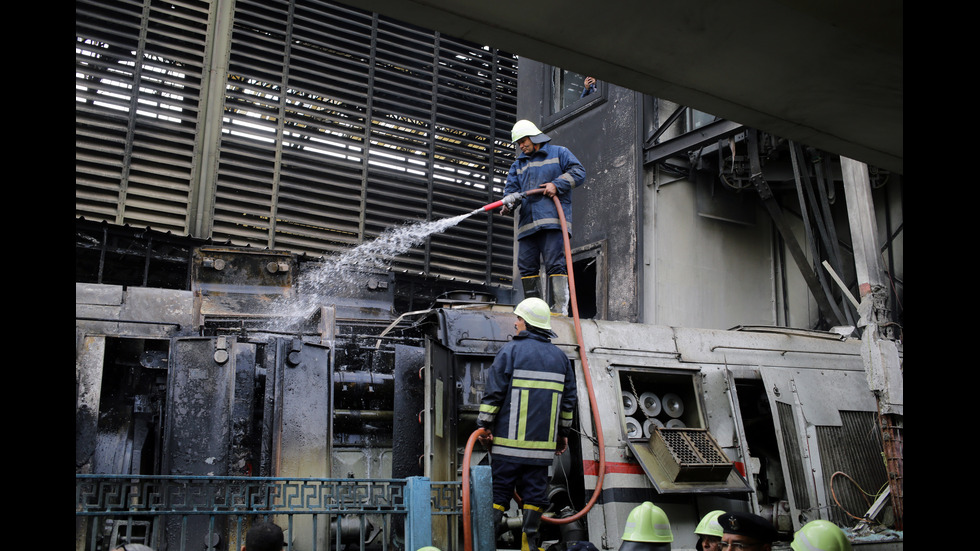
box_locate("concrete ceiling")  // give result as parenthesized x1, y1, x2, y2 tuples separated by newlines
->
(341, 0, 903, 175)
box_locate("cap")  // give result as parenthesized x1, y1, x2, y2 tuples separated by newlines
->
(718, 512, 778, 544)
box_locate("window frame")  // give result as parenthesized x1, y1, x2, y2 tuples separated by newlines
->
(541, 65, 607, 128)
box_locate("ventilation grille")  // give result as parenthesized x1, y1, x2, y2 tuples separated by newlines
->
(76, 0, 519, 287)
(648, 428, 733, 482)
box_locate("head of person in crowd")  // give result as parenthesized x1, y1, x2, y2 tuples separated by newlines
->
(790, 520, 851, 551)
(718, 511, 779, 551)
(694, 510, 725, 551)
(242, 521, 285, 551)
(618, 501, 673, 551)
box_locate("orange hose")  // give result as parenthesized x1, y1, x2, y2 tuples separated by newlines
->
(542, 194, 606, 525)
(462, 427, 490, 551)
(461, 190, 606, 551)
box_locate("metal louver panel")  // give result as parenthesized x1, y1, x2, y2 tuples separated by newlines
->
(815, 411, 889, 527)
(76, 0, 518, 287)
(213, 0, 517, 285)
(777, 401, 812, 510)
(75, 0, 211, 233)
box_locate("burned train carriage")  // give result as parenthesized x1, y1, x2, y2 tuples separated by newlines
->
(77, 227, 897, 551)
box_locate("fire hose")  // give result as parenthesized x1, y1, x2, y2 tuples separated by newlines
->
(462, 187, 607, 551)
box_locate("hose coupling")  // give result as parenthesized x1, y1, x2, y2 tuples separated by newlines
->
(502, 192, 524, 208)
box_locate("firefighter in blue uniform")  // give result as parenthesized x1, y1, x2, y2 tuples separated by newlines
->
(500, 120, 586, 315)
(477, 297, 578, 551)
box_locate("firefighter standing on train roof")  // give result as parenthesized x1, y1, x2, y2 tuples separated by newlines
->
(499, 120, 586, 316)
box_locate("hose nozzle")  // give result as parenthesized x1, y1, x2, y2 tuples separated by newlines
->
(480, 188, 545, 212)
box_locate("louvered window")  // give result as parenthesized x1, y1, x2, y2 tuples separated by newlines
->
(77, 0, 519, 287)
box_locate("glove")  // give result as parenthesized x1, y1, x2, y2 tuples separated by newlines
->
(501, 192, 522, 209)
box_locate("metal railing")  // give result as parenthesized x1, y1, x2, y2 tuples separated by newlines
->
(75, 475, 466, 551)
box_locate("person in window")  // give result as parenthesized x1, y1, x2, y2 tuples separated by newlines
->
(499, 120, 586, 315)
(581, 76, 597, 97)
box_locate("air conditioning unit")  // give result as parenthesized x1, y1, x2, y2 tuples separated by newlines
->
(648, 428, 733, 483)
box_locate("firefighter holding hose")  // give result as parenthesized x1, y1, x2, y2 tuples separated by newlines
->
(499, 120, 586, 315)
(477, 297, 578, 551)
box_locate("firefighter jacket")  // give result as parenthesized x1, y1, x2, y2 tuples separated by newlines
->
(504, 142, 586, 240)
(477, 329, 578, 465)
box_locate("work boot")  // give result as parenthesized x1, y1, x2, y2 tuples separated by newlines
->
(521, 275, 542, 299)
(549, 274, 569, 316)
(493, 505, 507, 538)
(521, 505, 544, 551)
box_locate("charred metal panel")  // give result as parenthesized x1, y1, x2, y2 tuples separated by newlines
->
(192, 247, 296, 317)
(231, 342, 257, 476)
(76, 283, 196, 339)
(274, 339, 331, 478)
(268, 338, 331, 551)
(392, 344, 425, 479)
(163, 336, 237, 550)
(164, 337, 237, 476)
(425, 341, 456, 482)
(432, 307, 515, 355)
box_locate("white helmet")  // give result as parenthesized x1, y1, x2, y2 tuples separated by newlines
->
(514, 297, 552, 330)
(511, 119, 551, 144)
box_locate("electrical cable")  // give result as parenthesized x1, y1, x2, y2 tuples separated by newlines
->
(829, 470, 886, 524)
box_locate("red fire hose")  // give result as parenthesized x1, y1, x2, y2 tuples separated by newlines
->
(462, 188, 607, 551)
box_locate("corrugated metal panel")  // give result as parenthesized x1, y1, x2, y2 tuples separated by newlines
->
(75, 0, 211, 233)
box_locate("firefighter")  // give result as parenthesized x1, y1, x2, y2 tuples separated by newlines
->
(790, 520, 852, 551)
(618, 501, 674, 551)
(477, 297, 578, 551)
(694, 510, 726, 551)
(499, 119, 586, 315)
(718, 512, 779, 551)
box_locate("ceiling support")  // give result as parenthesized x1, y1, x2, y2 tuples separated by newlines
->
(747, 130, 843, 327)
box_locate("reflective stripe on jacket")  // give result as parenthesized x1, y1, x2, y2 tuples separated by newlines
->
(478, 330, 577, 465)
(503, 143, 586, 240)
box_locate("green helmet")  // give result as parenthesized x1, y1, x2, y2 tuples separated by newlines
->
(790, 520, 852, 551)
(695, 510, 725, 538)
(514, 297, 552, 330)
(416, 547, 441, 551)
(511, 119, 551, 144)
(621, 502, 673, 543)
